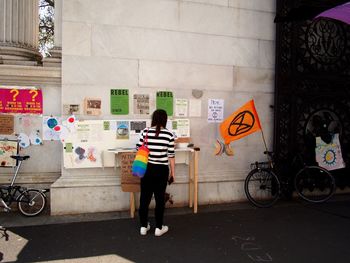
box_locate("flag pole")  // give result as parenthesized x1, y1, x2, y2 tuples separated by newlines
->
(260, 129, 269, 153)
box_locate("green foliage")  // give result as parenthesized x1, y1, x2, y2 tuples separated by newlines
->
(39, 0, 54, 57)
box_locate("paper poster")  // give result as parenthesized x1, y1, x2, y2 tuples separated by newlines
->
(208, 99, 224, 123)
(156, 91, 173, 116)
(84, 98, 101, 116)
(133, 94, 150, 115)
(116, 121, 130, 140)
(0, 115, 14, 135)
(316, 133, 345, 170)
(64, 143, 103, 168)
(63, 104, 80, 115)
(189, 99, 202, 117)
(175, 99, 188, 117)
(14, 116, 43, 146)
(130, 121, 147, 134)
(111, 89, 129, 115)
(171, 119, 190, 138)
(42, 116, 61, 141)
(0, 87, 43, 114)
(29, 130, 43, 145)
(76, 122, 103, 142)
(0, 140, 18, 167)
(18, 133, 30, 148)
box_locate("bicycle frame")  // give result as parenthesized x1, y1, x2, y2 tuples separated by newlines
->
(0, 185, 27, 211)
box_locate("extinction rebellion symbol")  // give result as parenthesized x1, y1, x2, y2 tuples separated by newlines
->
(228, 111, 255, 136)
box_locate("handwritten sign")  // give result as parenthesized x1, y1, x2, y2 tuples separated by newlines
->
(0, 115, 14, 135)
(0, 87, 43, 114)
(119, 152, 140, 192)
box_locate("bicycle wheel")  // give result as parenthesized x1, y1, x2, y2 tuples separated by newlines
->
(244, 168, 281, 208)
(294, 166, 336, 203)
(17, 189, 46, 216)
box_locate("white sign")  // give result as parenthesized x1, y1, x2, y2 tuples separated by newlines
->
(175, 99, 188, 117)
(208, 99, 224, 123)
(189, 99, 201, 117)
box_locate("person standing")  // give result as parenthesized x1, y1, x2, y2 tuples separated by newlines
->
(137, 109, 175, 236)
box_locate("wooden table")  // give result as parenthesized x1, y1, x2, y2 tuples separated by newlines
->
(107, 147, 200, 217)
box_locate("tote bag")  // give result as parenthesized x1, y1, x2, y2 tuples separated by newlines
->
(315, 133, 345, 170)
(132, 131, 149, 178)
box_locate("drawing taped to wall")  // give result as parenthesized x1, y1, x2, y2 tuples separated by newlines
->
(0, 139, 18, 167)
(42, 116, 61, 141)
(64, 142, 102, 168)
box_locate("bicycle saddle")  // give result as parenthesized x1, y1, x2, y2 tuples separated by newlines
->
(10, 155, 30, 161)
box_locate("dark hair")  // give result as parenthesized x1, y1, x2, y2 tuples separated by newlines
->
(151, 109, 168, 136)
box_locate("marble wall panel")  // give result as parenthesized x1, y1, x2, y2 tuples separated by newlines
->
(237, 9, 275, 41)
(64, 0, 274, 41)
(176, 0, 229, 7)
(62, 22, 91, 56)
(62, 56, 138, 86)
(63, 0, 179, 31)
(179, 2, 238, 37)
(232, 38, 260, 68)
(139, 60, 234, 90)
(229, 0, 275, 13)
(258, 40, 275, 69)
(234, 67, 274, 93)
(92, 25, 238, 66)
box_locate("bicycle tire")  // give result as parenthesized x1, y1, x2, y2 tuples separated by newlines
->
(244, 168, 281, 208)
(17, 189, 46, 217)
(294, 166, 336, 203)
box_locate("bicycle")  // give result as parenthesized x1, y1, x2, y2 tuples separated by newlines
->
(244, 151, 336, 208)
(0, 155, 47, 216)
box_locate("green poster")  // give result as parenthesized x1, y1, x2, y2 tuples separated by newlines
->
(103, 121, 110, 130)
(156, 91, 173, 116)
(110, 89, 129, 115)
(65, 143, 73, 153)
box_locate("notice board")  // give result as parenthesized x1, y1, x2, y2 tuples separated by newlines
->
(62, 118, 190, 169)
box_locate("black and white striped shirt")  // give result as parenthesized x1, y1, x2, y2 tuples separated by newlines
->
(136, 127, 175, 165)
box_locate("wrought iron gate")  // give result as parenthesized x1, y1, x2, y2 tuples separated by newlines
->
(274, 0, 350, 187)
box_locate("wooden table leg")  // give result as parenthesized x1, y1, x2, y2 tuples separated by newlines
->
(194, 149, 199, 213)
(130, 192, 135, 218)
(189, 151, 193, 208)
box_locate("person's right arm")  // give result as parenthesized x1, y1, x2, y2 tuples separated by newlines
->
(168, 133, 175, 180)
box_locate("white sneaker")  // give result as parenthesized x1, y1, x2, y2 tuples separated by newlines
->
(140, 223, 151, 235)
(155, 225, 169, 237)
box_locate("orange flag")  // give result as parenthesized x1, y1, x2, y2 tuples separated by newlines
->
(220, 100, 262, 144)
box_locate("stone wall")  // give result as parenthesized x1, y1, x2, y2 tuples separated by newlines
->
(52, 0, 276, 214)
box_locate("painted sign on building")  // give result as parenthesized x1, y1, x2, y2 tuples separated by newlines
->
(0, 87, 43, 114)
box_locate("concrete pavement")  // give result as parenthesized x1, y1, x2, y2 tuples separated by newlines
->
(1, 197, 350, 263)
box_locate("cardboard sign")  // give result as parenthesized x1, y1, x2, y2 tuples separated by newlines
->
(119, 152, 140, 192)
(0, 115, 14, 135)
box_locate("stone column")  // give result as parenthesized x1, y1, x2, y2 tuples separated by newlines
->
(0, 0, 42, 65)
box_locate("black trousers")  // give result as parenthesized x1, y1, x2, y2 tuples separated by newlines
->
(139, 163, 169, 229)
